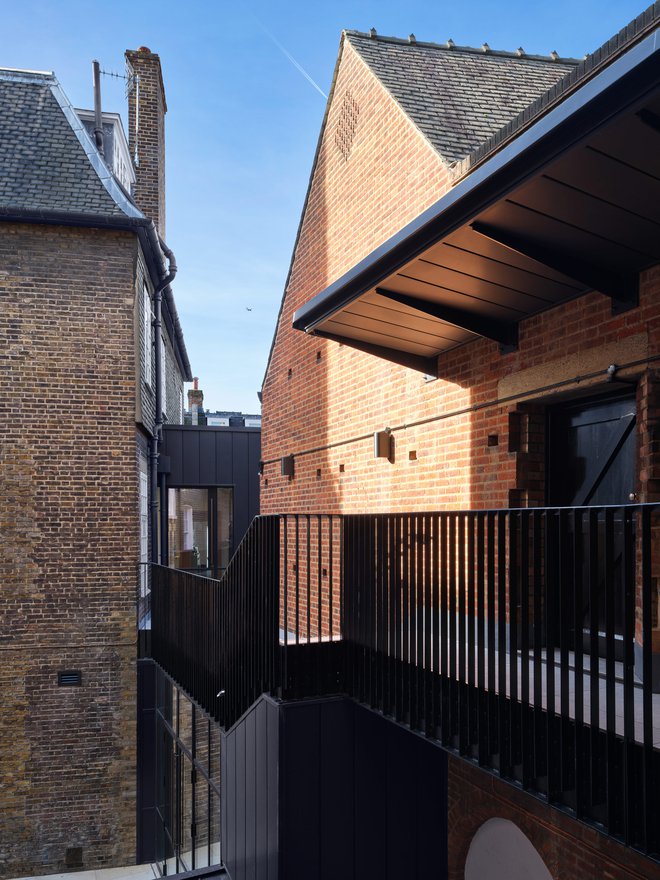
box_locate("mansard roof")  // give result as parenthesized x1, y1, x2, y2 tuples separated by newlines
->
(0, 67, 193, 382)
(346, 31, 579, 166)
(0, 68, 141, 219)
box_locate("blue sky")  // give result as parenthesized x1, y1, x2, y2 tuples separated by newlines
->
(2, 0, 647, 412)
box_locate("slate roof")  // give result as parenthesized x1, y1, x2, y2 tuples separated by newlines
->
(455, 1, 660, 178)
(0, 69, 139, 218)
(346, 31, 579, 166)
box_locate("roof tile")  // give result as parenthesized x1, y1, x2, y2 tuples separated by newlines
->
(346, 31, 577, 165)
(0, 76, 126, 216)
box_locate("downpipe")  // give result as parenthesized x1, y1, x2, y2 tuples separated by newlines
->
(149, 226, 177, 565)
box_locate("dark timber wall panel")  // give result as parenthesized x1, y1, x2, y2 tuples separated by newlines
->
(222, 696, 448, 880)
(222, 697, 279, 880)
(162, 425, 261, 556)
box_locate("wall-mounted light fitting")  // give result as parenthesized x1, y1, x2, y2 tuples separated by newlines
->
(281, 455, 295, 478)
(374, 428, 392, 460)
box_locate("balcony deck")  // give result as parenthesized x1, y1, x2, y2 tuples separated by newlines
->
(150, 504, 660, 859)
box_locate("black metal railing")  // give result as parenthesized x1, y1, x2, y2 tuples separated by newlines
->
(152, 516, 280, 728)
(151, 504, 660, 857)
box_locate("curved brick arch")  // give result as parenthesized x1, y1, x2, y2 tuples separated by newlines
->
(464, 817, 552, 880)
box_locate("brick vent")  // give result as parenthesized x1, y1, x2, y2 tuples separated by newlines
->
(335, 90, 360, 161)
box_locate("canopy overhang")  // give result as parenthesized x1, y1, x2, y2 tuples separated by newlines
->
(292, 26, 660, 377)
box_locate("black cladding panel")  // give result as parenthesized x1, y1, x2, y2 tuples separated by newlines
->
(161, 425, 261, 556)
(222, 695, 448, 880)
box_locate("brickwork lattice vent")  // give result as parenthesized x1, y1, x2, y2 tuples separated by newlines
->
(335, 90, 360, 161)
(58, 670, 82, 687)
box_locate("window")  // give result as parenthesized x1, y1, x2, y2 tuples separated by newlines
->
(167, 487, 233, 577)
(143, 283, 153, 388)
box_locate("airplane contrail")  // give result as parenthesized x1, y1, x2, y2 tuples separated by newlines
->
(250, 13, 328, 100)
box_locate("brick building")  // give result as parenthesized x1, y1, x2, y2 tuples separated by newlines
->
(0, 48, 191, 876)
(256, 7, 660, 880)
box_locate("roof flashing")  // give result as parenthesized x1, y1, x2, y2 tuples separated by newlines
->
(344, 30, 582, 65)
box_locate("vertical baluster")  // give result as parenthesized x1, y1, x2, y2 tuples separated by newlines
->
(403, 514, 411, 725)
(416, 513, 425, 733)
(306, 514, 311, 651)
(283, 516, 289, 694)
(487, 512, 496, 764)
(604, 507, 617, 836)
(371, 514, 378, 710)
(545, 509, 558, 803)
(497, 511, 508, 777)
(295, 517, 300, 651)
(559, 507, 571, 797)
(413, 513, 422, 732)
(532, 511, 543, 782)
(329, 515, 334, 643)
(622, 506, 634, 846)
(431, 514, 440, 740)
(641, 506, 653, 852)
(509, 510, 519, 773)
(441, 514, 450, 745)
(387, 514, 396, 720)
(317, 515, 322, 697)
(458, 512, 467, 753)
(345, 515, 353, 700)
(360, 515, 368, 705)
(573, 508, 584, 819)
(449, 513, 458, 744)
(520, 511, 531, 788)
(379, 514, 387, 714)
(356, 515, 363, 703)
(275, 515, 282, 697)
(467, 513, 476, 755)
(477, 513, 486, 766)
(588, 509, 600, 811)
(424, 514, 433, 738)
(359, 516, 366, 704)
(395, 514, 403, 724)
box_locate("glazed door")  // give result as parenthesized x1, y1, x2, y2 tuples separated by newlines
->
(546, 392, 637, 654)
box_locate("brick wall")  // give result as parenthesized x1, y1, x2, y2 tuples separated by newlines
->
(135, 252, 184, 434)
(126, 47, 167, 238)
(261, 37, 448, 513)
(163, 327, 184, 424)
(260, 38, 660, 880)
(447, 757, 658, 880)
(0, 222, 139, 876)
(261, 42, 660, 519)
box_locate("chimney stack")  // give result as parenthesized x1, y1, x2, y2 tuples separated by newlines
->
(125, 46, 167, 237)
(188, 377, 204, 425)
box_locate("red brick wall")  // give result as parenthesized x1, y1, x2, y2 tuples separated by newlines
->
(262, 39, 660, 519)
(448, 757, 660, 880)
(0, 223, 139, 876)
(262, 36, 448, 513)
(264, 277, 660, 517)
(261, 37, 660, 880)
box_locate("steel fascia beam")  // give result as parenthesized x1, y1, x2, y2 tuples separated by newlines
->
(314, 330, 438, 377)
(471, 221, 639, 312)
(375, 287, 519, 348)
